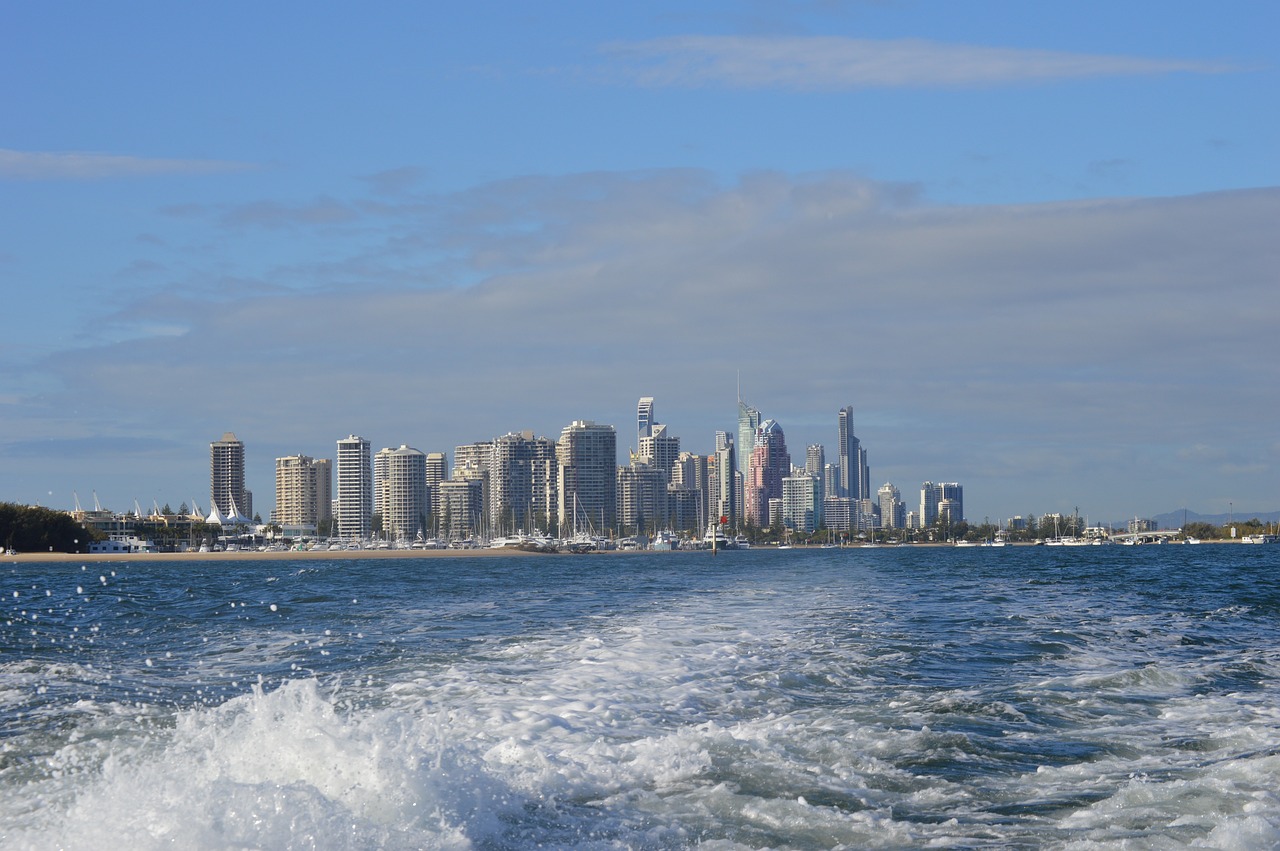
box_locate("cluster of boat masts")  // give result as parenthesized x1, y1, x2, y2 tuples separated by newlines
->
(202, 526, 746, 555)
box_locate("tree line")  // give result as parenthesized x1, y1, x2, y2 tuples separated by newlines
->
(0, 503, 100, 553)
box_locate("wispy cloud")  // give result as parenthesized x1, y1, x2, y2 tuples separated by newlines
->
(601, 36, 1237, 90)
(0, 149, 256, 180)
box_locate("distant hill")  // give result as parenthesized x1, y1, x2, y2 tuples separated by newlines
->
(1147, 508, 1280, 530)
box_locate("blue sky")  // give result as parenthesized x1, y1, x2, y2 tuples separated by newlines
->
(2, 1, 1277, 525)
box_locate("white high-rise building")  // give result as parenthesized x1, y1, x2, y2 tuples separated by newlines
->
(782, 474, 822, 534)
(805, 444, 825, 477)
(878, 482, 904, 530)
(637, 423, 679, 485)
(381, 445, 427, 541)
(919, 482, 963, 528)
(336, 435, 372, 540)
(557, 420, 616, 537)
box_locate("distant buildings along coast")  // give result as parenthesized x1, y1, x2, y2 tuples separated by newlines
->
(201, 395, 964, 543)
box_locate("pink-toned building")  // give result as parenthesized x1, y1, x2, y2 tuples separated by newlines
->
(744, 419, 790, 527)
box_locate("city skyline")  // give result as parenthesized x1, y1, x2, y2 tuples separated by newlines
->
(2, 3, 1276, 524)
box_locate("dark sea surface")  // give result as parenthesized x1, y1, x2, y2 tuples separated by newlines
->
(3, 544, 1279, 849)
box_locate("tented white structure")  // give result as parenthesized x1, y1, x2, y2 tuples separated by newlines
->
(205, 501, 227, 525)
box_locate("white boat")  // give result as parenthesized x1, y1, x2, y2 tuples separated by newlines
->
(702, 523, 735, 550)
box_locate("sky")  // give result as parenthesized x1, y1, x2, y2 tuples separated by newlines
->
(2, 0, 1277, 526)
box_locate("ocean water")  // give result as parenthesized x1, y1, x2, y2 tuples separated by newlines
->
(3, 545, 1279, 850)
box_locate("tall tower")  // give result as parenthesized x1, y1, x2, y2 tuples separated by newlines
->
(556, 420, 616, 537)
(737, 398, 761, 478)
(711, 431, 737, 533)
(637, 396, 656, 444)
(210, 432, 247, 519)
(336, 435, 372, 540)
(745, 419, 790, 527)
(837, 406, 870, 501)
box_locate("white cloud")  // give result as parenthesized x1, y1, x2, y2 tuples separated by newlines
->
(0, 149, 255, 180)
(10, 170, 1279, 519)
(601, 36, 1237, 90)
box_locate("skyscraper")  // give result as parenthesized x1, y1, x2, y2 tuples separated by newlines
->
(745, 419, 790, 527)
(737, 397, 761, 477)
(837, 406, 870, 501)
(336, 435, 372, 540)
(711, 431, 737, 533)
(557, 420, 616, 537)
(210, 432, 248, 520)
(637, 396, 655, 444)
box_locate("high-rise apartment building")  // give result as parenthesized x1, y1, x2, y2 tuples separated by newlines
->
(745, 419, 789, 527)
(709, 433, 737, 533)
(672, 450, 708, 531)
(424, 452, 447, 532)
(272, 454, 331, 532)
(823, 496, 852, 532)
(557, 420, 616, 537)
(453, 441, 493, 529)
(782, 474, 822, 533)
(489, 432, 558, 534)
(919, 482, 964, 528)
(373, 448, 392, 520)
(878, 482, 905, 530)
(637, 423, 680, 485)
(210, 432, 250, 520)
(380, 445, 427, 541)
(438, 478, 483, 541)
(805, 444, 825, 477)
(616, 461, 665, 536)
(336, 435, 372, 540)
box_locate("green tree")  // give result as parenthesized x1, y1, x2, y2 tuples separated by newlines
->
(0, 503, 98, 553)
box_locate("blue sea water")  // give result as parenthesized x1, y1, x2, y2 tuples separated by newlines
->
(2, 545, 1279, 849)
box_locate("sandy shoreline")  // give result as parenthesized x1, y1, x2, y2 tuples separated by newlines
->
(4, 539, 1237, 564)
